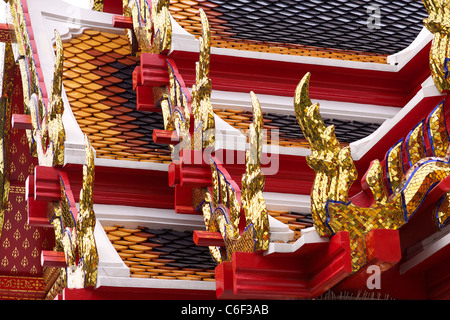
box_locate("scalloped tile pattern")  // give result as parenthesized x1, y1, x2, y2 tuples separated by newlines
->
(62, 30, 171, 163)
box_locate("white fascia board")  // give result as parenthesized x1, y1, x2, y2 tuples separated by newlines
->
(96, 274, 216, 291)
(263, 192, 311, 214)
(387, 27, 434, 70)
(171, 16, 432, 73)
(211, 90, 400, 124)
(350, 75, 445, 160)
(95, 219, 130, 278)
(93, 204, 206, 231)
(265, 226, 327, 256)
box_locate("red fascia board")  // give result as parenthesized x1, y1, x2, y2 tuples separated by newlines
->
(61, 286, 216, 300)
(62, 164, 174, 209)
(168, 41, 431, 108)
(213, 231, 351, 299)
(102, 0, 123, 15)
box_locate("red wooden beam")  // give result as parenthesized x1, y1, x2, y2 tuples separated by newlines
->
(215, 261, 235, 299)
(193, 230, 225, 247)
(214, 231, 352, 299)
(171, 150, 212, 188)
(136, 86, 161, 112)
(0, 23, 14, 43)
(152, 129, 179, 145)
(63, 164, 175, 209)
(169, 41, 431, 108)
(139, 53, 170, 87)
(102, 0, 123, 14)
(112, 15, 133, 29)
(34, 166, 61, 202)
(11, 114, 32, 130)
(26, 175, 52, 227)
(333, 229, 402, 293)
(41, 250, 66, 268)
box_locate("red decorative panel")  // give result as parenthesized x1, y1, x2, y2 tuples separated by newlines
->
(0, 275, 46, 300)
(0, 67, 54, 278)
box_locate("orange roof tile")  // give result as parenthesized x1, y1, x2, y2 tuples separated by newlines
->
(61, 30, 171, 163)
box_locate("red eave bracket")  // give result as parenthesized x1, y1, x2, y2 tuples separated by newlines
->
(153, 129, 179, 145)
(11, 114, 32, 130)
(193, 230, 225, 247)
(215, 231, 352, 299)
(41, 250, 66, 268)
(169, 150, 213, 214)
(112, 15, 133, 29)
(26, 175, 52, 228)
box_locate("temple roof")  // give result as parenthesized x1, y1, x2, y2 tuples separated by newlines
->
(169, 0, 428, 62)
(62, 30, 171, 163)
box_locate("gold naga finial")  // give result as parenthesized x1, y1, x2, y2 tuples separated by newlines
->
(294, 72, 357, 237)
(8, 1, 66, 166)
(25, 29, 65, 167)
(422, 0, 450, 92)
(191, 8, 215, 150)
(295, 73, 450, 272)
(53, 135, 98, 287)
(123, 0, 171, 54)
(198, 92, 269, 263)
(173, 9, 268, 262)
(161, 8, 214, 152)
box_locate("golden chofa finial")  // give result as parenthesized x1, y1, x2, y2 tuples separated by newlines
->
(422, 0, 450, 92)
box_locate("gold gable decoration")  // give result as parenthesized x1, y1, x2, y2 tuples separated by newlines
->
(8, 1, 65, 166)
(423, 0, 450, 92)
(198, 92, 269, 264)
(51, 136, 98, 288)
(295, 73, 450, 272)
(0, 43, 15, 240)
(123, 0, 171, 54)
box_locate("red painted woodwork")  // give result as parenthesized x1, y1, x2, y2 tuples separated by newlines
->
(0, 23, 14, 43)
(34, 166, 61, 202)
(41, 250, 66, 268)
(169, 42, 431, 108)
(333, 229, 401, 293)
(139, 54, 170, 86)
(215, 261, 234, 299)
(26, 175, 52, 227)
(60, 286, 216, 300)
(153, 129, 179, 145)
(62, 164, 175, 209)
(215, 231, 352, 299)
(193, 230, 225, 247)
(112, 15, 133, 29)
(0, 275, 47, 300)
(11, 114, 32, 130)
(133, 54, 170, 111)
(135, 86, 160, 111)
(102, 0, 123, 14)
(174, 184, 197, 214)
(178, 150, 212, 188)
